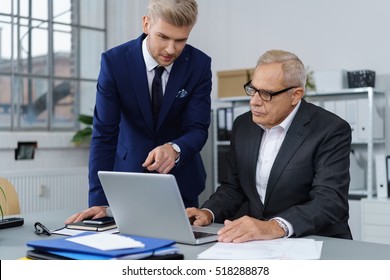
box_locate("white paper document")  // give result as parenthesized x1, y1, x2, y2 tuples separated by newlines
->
(197, 238, 322, 260)
(51, 227, 119, 236)
(67, 233, 145, 250)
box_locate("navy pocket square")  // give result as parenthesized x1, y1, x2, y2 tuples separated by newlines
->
(176, 89, 188, 98)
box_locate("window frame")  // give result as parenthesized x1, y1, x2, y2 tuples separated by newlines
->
(0, 0, 106, 132)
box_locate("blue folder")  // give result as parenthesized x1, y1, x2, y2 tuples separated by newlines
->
(26, 232, 176, 259)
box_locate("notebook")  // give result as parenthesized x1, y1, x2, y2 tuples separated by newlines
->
(98, 171, 222, 245)
(65, 220, 117, 232)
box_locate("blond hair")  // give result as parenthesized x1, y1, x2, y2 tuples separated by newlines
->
(147, 0, 198, 27)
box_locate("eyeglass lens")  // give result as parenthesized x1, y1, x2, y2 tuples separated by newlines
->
(244, 82, 272, 101)
(244, 81, 295, 101)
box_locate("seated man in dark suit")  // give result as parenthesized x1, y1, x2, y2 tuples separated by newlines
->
(187, 49, 352, 242)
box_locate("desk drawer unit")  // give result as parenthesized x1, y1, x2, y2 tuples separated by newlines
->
(361, 198, 390, 244)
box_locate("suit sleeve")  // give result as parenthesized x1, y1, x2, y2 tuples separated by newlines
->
(88, 52, 122, 206)
(201, 114, 254, 222)
(173, 56, 212, 166)
(279, 118, 352, 237)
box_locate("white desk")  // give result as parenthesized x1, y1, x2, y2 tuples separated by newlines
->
(2, 209, 390, 260)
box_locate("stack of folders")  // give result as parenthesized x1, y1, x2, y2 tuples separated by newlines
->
(217, 105, 250, 141)
(217, 107, 233, 141)
(26, 232, 183, 260)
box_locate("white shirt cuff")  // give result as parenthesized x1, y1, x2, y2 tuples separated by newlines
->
(271, 217, 294, 237)
(201, 208, 215, 223)
(105, 207, 113, 217)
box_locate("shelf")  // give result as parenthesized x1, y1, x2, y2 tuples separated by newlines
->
(305, 88, 386, 199)
(215, 96, 250, 102)
(349, 189, 369, 197)
(351, 140, 386, 145)
(216, 140, 230, 145)
(362, 199, 390, 244)
(306, 87, 383, 97)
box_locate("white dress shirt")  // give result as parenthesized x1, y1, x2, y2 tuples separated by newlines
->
(142, 36, 173, 96)
(256, 101, 301, 237)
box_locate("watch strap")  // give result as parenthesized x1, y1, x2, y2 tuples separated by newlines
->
(272, 218, 289, 238)
(166, 142, 181, 163)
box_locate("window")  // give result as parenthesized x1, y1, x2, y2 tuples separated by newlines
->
(0, 0, 106, 131)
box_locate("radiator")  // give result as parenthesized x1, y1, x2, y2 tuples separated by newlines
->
(3, 168, 89, 214)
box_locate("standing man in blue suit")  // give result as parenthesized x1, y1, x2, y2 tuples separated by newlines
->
(66, 0, 211, 223)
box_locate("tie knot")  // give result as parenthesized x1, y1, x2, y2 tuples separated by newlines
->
(154, 66, 165, 77)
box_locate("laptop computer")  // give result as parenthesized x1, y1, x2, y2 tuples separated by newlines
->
(97, 171, 222, 245)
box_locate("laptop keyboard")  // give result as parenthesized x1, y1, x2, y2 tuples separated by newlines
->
(193, 231, 217, 239)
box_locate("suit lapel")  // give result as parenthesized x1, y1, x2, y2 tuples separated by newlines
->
(263, 100, 311, 208)
(125, 38, 190, 134)
(155, 47, 190, 132)
(245, 121, 265, 212)
(125, 34, 155, 136)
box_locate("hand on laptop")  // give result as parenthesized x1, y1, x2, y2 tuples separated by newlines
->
(186, 207, 213, 226)
(64, 206, 108, 224)
(186, 209, 286, 243)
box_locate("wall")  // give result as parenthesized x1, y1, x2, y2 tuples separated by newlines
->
(105, 0, 390, 126)
(191, 0, 390, 73)
(0, 133, 89, 171)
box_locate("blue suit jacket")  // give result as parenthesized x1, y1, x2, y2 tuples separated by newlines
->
(88, 34, 212, 207)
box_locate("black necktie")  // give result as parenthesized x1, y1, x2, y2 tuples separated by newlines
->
(152, 66, 165, 125)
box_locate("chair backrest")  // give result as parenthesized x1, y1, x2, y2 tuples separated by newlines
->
(0, 177, 21, 216)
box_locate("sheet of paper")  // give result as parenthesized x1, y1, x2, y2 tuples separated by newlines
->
(51, 227, 119, 236)
(67, 233, 145, 250)
(280, 239, 323, 259)
(198, 238, 322, 260)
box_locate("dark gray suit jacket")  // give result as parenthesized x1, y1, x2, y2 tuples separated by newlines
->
(203, 99, 352, 239)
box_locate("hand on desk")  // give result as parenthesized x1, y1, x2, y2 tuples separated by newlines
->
(186, 208, 285, 243)
(217, 216, 285, 243)
(64, 206, 108, 224)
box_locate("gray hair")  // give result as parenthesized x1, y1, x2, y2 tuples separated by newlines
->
(147, 0, 198, 27)
(257, 49, 307, 88)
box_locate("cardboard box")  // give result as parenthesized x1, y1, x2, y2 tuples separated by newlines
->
(217, 68, 254, 98)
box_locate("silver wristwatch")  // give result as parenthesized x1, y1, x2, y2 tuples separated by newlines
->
(167, 142, 181, 162)
(273, 218, 289, 237)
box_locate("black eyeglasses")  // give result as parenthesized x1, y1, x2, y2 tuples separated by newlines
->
(243, 80, 296, 101)
(34, 222, 52, 236)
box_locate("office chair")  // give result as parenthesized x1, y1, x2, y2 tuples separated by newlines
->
(0, 177, 21, 215)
